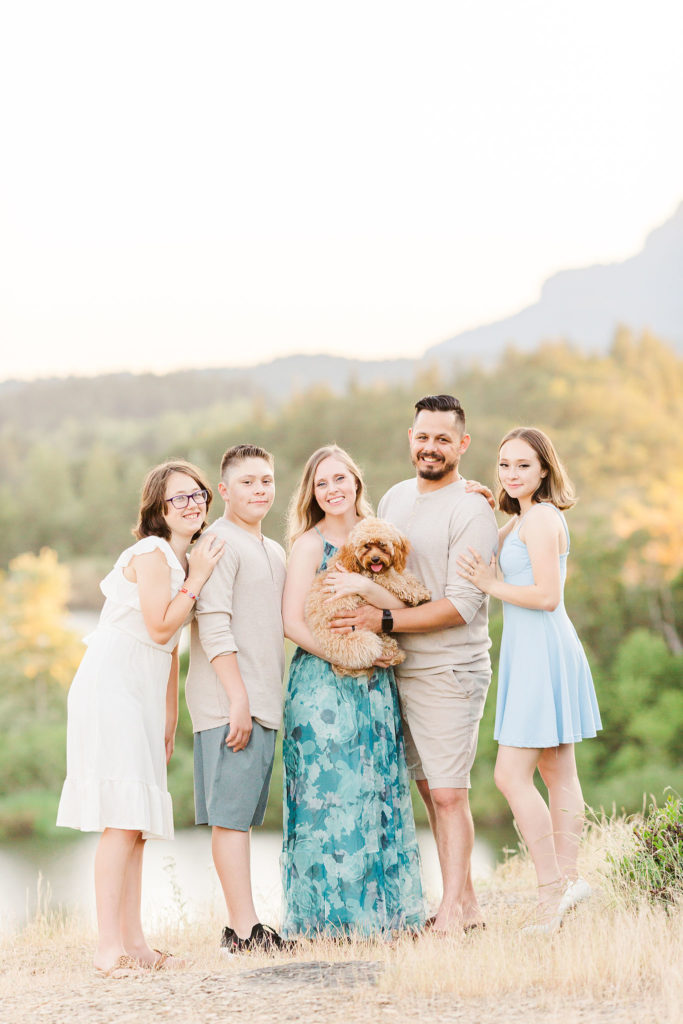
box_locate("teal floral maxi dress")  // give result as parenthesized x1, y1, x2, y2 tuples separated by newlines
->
(280, 537, 425, 937)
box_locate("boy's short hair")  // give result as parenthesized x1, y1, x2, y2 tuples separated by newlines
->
(220, 444, 274, 478)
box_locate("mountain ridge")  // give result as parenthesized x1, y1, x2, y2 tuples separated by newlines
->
(2, 202, 681, 408)
(426, 201, 683, 363)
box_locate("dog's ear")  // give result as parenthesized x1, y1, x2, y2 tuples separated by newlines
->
(392, 535, 410, 574)
(337, 544, 360, 572)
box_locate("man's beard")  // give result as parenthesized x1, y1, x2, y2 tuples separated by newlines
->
(413, 454, 457, 481)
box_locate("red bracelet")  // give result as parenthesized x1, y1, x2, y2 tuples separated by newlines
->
(179, 586, 197, 601)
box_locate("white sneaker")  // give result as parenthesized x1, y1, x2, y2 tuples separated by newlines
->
(559, 877, 592, 916)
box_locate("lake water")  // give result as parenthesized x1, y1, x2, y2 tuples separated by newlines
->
(0, 829, 498, 933)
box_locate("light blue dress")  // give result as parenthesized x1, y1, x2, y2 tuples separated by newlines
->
(495, 504, 601, 748)
(280, 536, 425, 938)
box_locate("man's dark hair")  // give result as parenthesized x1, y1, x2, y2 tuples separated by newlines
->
(414, 394, 466, 431)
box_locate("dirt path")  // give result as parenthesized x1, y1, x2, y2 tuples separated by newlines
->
(3, 846, 678, 1024)
(1, 942, 658, 1024)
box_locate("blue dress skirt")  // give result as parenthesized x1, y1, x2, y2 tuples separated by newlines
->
(280, 539, 425, 937)
(495, 505, 601, 748)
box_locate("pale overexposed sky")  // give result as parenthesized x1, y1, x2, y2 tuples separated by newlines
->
(1, 0, 682, 380)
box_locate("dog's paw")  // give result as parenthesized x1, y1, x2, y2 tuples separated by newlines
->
(380, 636, 405, 666)
(395, 574, 431, 606)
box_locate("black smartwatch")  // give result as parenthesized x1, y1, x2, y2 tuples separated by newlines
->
(381, 609, 394, 633)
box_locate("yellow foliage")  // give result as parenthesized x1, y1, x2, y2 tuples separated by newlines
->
(614, 470, 683, 586)
(0, 548, 82, 689)
(548, 376, 569, 397)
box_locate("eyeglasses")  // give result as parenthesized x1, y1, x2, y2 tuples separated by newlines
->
(165, 489, 208, 509)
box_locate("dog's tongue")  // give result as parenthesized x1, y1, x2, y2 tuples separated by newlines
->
(370, 563, 382, 573)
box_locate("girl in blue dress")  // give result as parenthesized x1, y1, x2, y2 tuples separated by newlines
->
(281, 445, 425, 937)
(457, 428, 601, 933)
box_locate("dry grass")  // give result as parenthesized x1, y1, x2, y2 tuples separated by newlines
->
(1, 817, 680, 1024)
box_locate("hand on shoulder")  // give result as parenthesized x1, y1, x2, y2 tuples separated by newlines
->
(189, 531, 225, 583)
(464, 479, 495, 510)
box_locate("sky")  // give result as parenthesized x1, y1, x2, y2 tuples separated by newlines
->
(1, 0, 682, 381)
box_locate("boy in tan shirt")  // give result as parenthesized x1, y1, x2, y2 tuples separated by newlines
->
(186, 444, 287, 952)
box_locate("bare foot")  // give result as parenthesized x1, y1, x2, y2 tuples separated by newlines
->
(93, 944, 129, 973)
(430, 904, 464, 934)
(462, 899, 486, 930)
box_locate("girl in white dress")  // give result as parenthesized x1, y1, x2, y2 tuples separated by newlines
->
(57, 460, 224, 976)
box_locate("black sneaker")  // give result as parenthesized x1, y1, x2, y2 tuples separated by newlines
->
(220, 922, 289, 954)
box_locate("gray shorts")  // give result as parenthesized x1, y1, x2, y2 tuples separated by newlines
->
(193, 721, 276, 831)
(396, 666, 491, 790)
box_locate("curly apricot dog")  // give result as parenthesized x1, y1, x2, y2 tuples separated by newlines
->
(305, 517, 430, 676)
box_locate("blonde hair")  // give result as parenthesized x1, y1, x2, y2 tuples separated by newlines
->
(497, 427, 576, 514)
(286, 445, 373, 549)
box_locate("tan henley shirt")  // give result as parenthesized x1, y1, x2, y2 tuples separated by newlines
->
(378, 478, 498, 674)
(185, 517, 286, 732)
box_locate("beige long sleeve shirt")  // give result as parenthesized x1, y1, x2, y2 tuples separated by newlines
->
(378, 478, 498, 674)
(185, 517, 286, 732)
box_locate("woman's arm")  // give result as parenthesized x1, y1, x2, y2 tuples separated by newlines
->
(457, 506, 563, 611)
(132, 534, 224, 645)
(165, 645, 180, 764)
(322, 564, 408, 610)
(282, 533, 331, 659)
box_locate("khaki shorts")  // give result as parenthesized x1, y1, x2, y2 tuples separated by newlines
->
(395, 667, 491, 790)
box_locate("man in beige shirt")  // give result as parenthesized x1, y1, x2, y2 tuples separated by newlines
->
(332, 395, 498, 933)
(186, 444, 287, 952)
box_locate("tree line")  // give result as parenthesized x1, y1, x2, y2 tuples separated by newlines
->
(0, 330, 680, 839)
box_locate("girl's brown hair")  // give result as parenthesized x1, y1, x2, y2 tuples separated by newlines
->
(497, 427, 576, 514)
(134, 459, 213, 543)
(286, 445, 373, 549)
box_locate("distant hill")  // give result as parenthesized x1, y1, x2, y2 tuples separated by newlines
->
(0, 357, 417, 429)
(2, 203, 681, 419)
(427, 202, 683, 364)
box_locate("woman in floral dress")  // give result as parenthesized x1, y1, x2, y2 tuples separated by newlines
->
(280, 445, 425, 938)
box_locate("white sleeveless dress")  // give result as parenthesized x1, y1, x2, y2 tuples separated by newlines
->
(57, 536, 187, 841)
